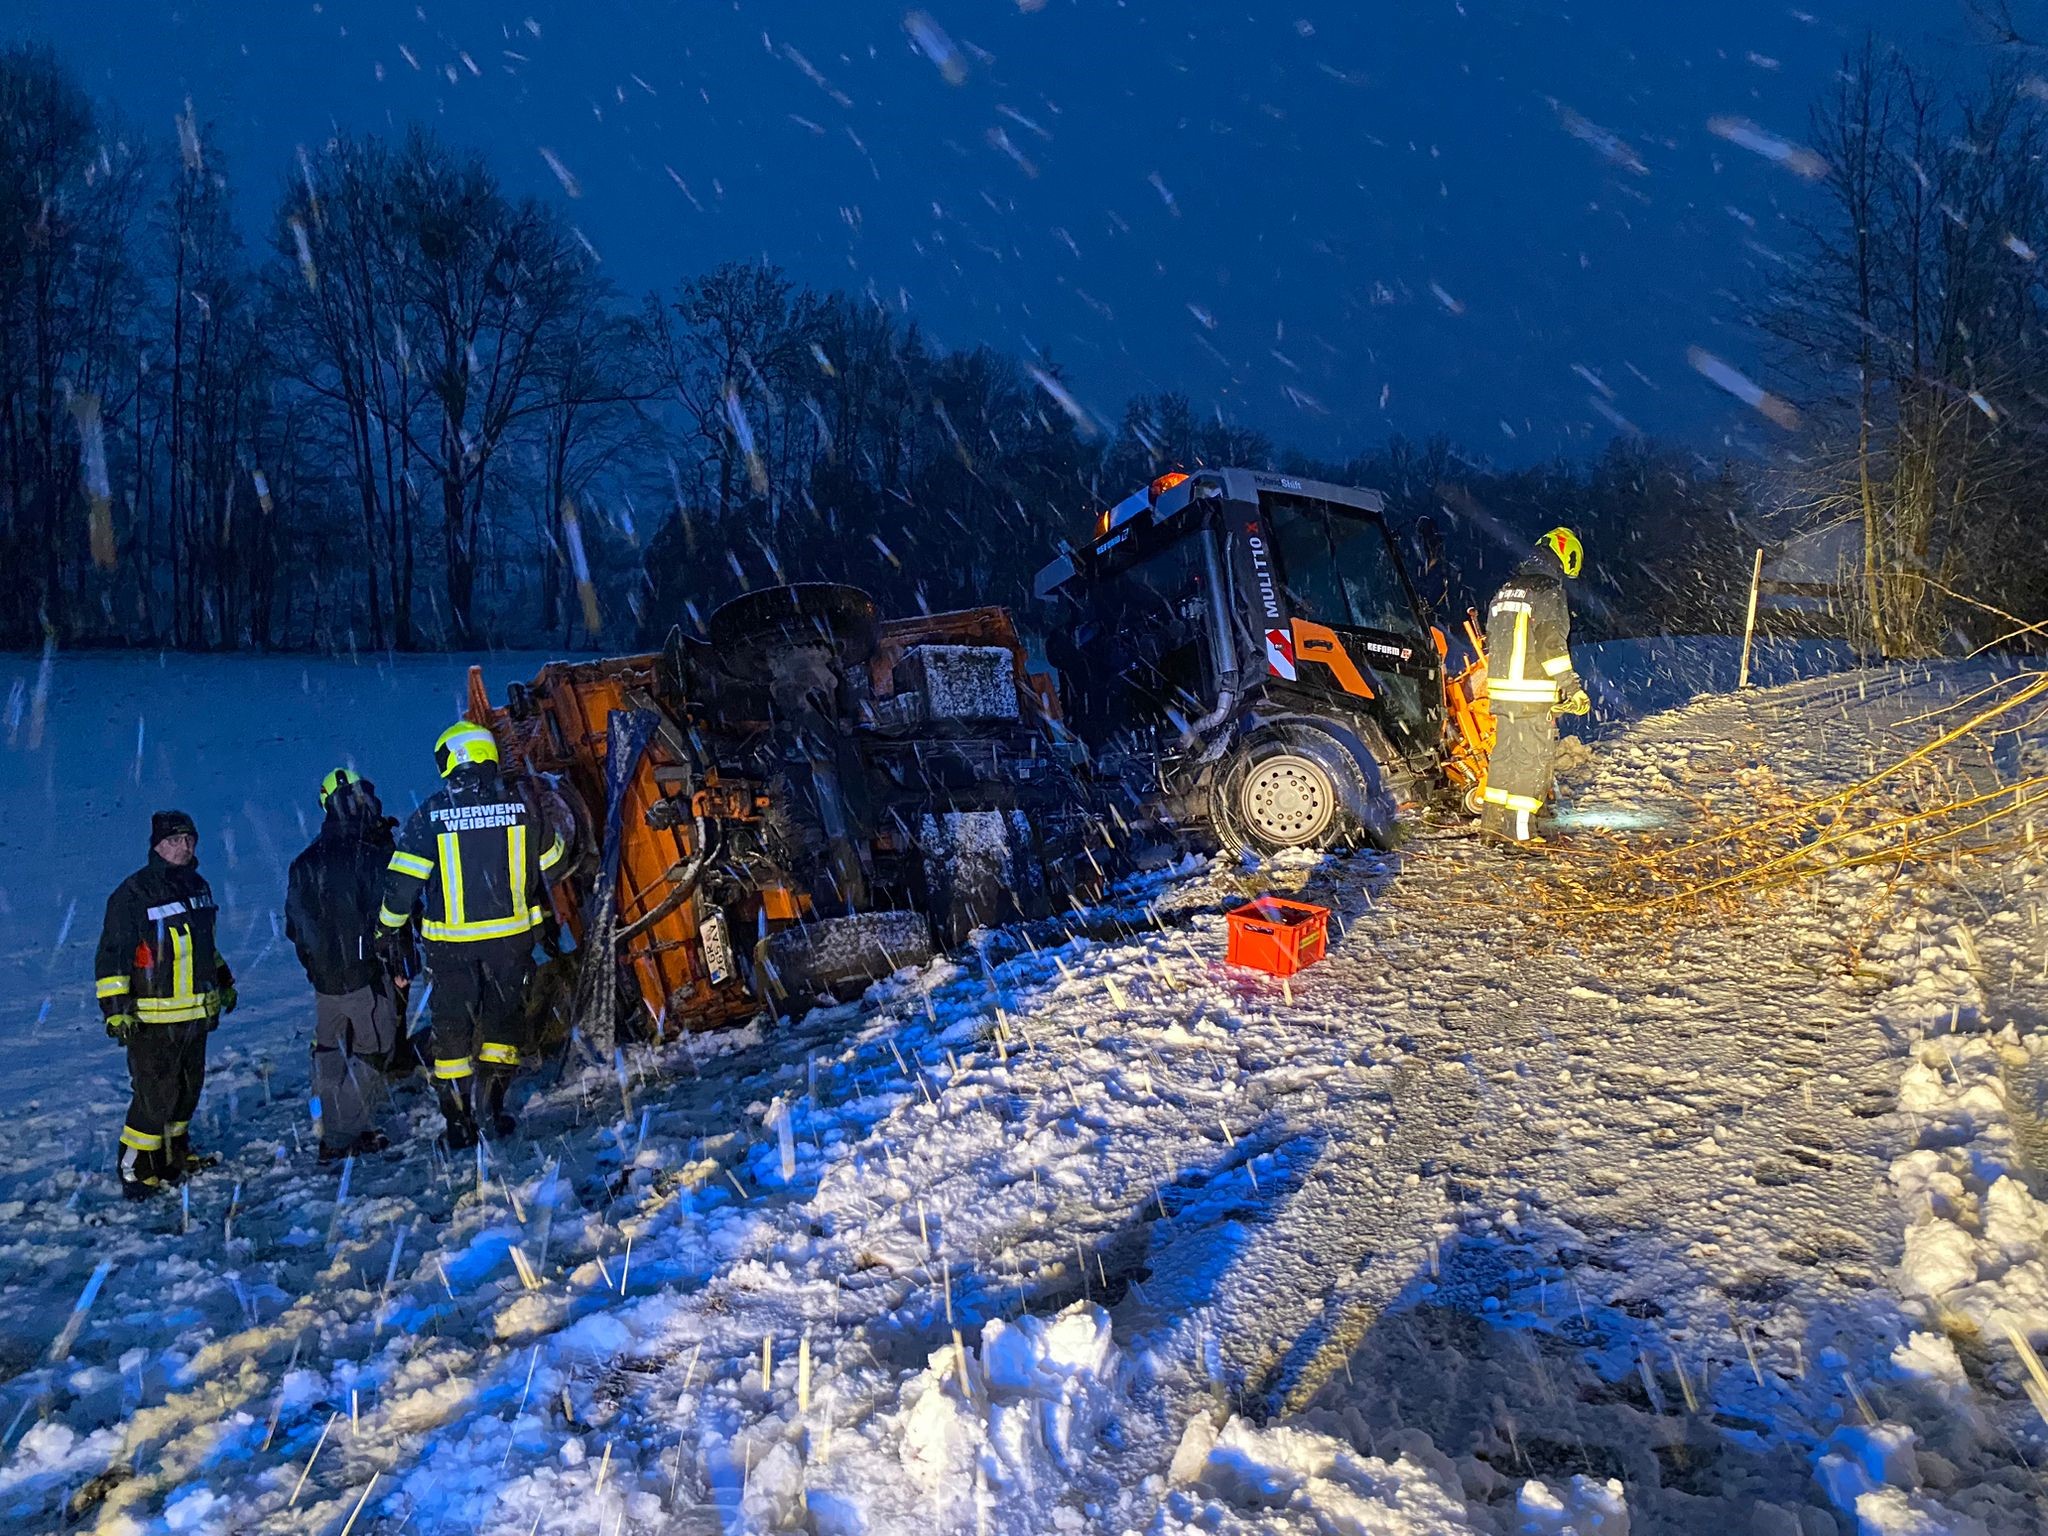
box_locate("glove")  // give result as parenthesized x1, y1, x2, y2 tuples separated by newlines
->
(105, 1013, 138, 1045)
(1557, 689, 1591, 717)
(215, 983, 239, 1016)
(375, 927, 412, 974)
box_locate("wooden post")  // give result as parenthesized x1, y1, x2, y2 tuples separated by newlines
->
(1737, 546, 1765, 690)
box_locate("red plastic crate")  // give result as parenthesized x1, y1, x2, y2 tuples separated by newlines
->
(1225, 896, 1331, 976)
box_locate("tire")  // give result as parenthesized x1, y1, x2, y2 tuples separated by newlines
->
(1236, 750, 1339, 848)
(534, 775, 597, 883)
(759, 910, 935, 1005)
(1213, 727, 1397, 855)
(707, 583, 880, 685)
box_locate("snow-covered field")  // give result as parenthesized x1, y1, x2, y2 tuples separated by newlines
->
(2, 640, 2046, 1536)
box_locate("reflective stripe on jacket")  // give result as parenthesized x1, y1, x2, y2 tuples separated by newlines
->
(378, 765, 565, 946)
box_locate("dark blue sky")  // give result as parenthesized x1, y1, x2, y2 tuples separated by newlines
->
(14, 0, 1986, 462)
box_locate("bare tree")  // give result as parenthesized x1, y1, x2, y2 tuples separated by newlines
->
(1764, 43, 2048, 654)
(637, 262, 827, 524)
(389, 135, 600, 645)
(145, 115, 275, 646)
(530, 311, 646, 642)
(0, 45, 147, 643)
(268, 134, 429, 649)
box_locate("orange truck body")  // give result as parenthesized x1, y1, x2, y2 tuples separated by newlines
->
(466, 605, 1058, 1036)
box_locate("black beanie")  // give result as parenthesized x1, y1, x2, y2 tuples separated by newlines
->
(150, 809, 197, 847)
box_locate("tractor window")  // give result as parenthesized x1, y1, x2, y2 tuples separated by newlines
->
(1082, 534, 1212, 729)
(1266, 496, 1426, 644)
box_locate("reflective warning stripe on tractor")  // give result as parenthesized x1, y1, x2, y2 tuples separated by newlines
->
(1264, 628, 1298, 681)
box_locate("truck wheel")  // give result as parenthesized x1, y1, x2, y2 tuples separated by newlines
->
(759, 910, 935, 1006)
(1234, 749, 1338, 849)
(1213, 730, 1395, 855)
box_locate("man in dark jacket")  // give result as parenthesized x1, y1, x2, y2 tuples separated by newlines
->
(286, 769, 417, 1161)
(95, 810, 237, 1200)
(1480, 528, 1591, 847)
(379, 723, 564, 1150)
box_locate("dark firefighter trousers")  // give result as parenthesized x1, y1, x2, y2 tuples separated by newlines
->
(1481, 706, 1558, 844)
(120, 1020, 209, 1184)
(426, 935, 537, 1092)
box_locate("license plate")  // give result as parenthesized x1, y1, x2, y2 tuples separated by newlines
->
(697, 905, 733, 986)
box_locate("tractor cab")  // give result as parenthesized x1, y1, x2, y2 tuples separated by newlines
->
(1035, 468, 1454, 852)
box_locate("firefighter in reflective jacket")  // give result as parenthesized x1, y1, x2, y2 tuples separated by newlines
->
(95, 810, 238, 1199)
(378, 723, 565, 1149)
(1480, 528, 1591, 846)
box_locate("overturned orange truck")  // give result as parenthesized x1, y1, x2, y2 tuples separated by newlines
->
(467, 469, 1494, 1039)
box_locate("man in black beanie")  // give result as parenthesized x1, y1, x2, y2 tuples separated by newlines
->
(93, 810, 238, 1199)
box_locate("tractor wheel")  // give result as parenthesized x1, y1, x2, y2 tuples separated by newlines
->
(1213, 730, 1395, 856)
(1233, 749, 1338, 849)
(759, 910, 935, 1007)
(1461, 781, 1487, 819)
(528, 775, 596, 884)
(707, 583, 881, 685)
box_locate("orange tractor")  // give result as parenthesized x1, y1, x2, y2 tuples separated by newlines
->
(468, 470, 1496, 1043)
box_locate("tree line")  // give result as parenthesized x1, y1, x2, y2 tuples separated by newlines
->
(1763, 34, 2048, 657)
(0, 39, 1889, 660)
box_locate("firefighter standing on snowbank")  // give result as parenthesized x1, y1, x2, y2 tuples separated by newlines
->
(378, 723, 564, 1150)
(94, 810, 238, 1199)
(1480, 528, 1591, 847)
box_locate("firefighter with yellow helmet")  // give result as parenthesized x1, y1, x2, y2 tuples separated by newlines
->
(378, 722, 565, 1149)
(1480, 528, 1590, 847)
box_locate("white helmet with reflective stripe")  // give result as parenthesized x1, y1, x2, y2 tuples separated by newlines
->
(434, 722, 500, 777)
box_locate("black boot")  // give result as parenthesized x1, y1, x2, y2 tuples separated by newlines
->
(117, 1142, 162, 1202)
(435, 1080, 479, 1152)
(164, 1128, 213, 1182)
(477, 1070, 517, 1140)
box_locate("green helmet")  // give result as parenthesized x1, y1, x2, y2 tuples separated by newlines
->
(434, 722, 501, 778)
(1539, 526, 1584, 579)
(319, 766, 359, 808)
